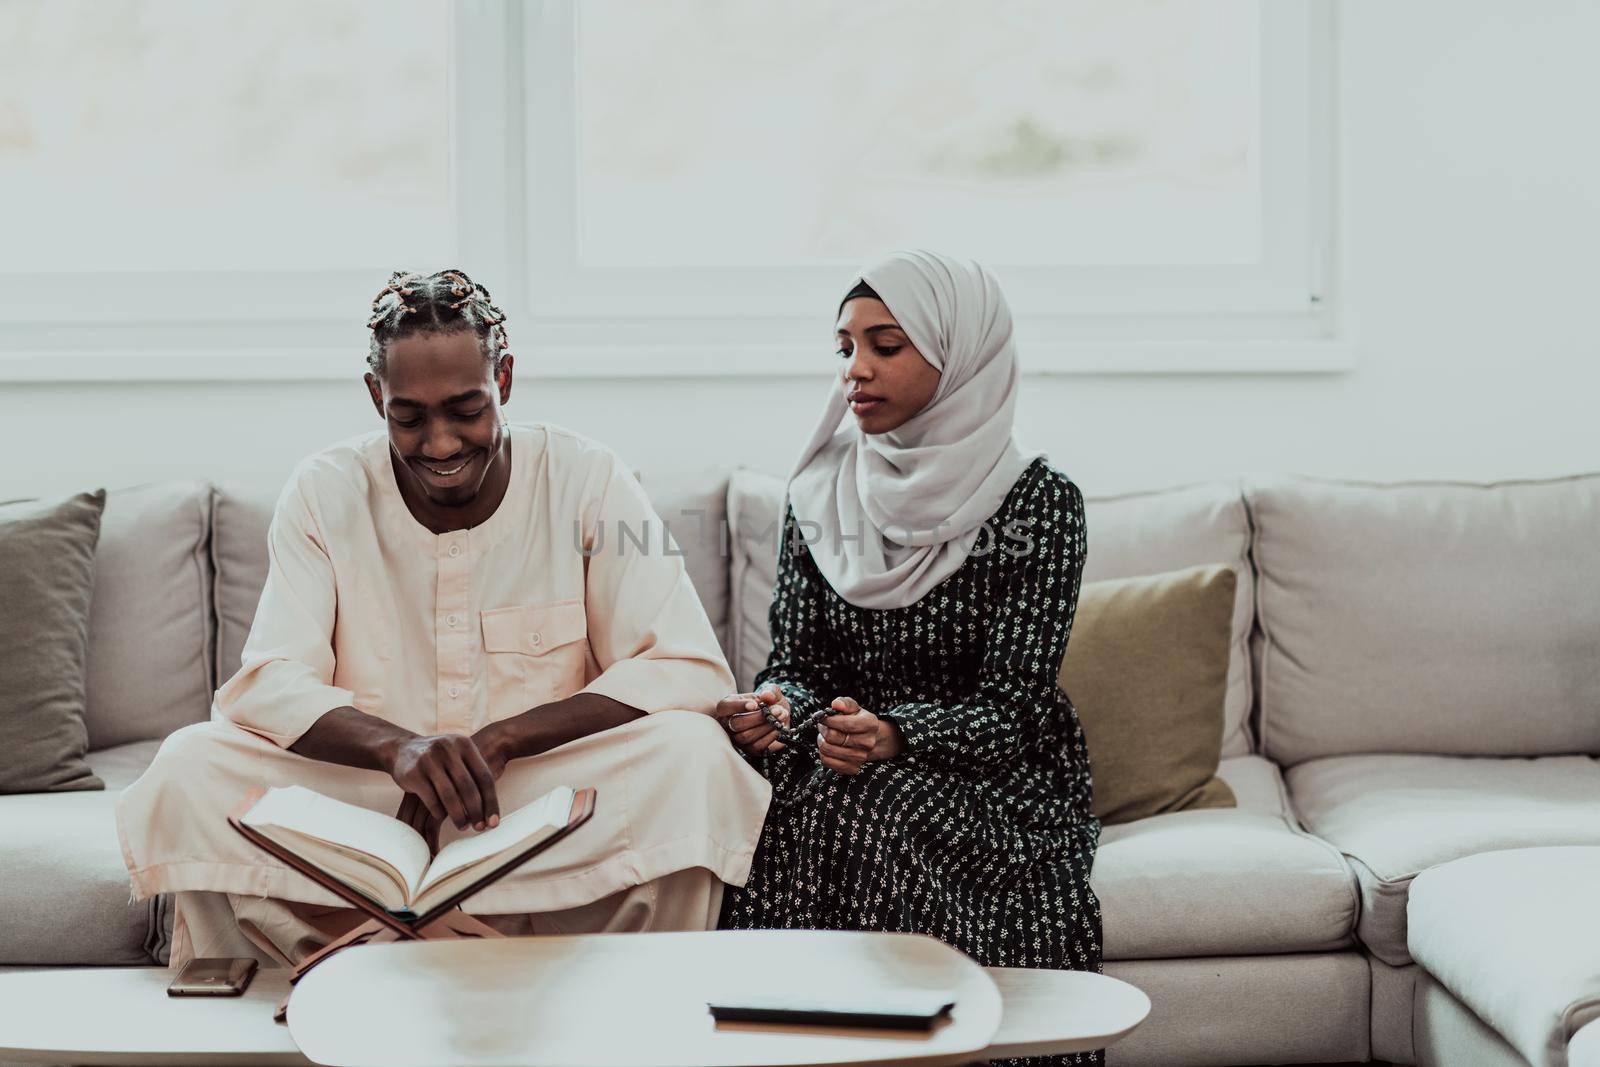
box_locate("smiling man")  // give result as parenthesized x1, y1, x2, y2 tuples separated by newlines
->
(116, 269, 770, 969)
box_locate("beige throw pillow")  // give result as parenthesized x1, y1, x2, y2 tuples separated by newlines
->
(0, 490, 107, 793)
(1060, 563, 1238, 825)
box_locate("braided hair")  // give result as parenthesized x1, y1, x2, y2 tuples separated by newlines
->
(365, 268, 510, 378)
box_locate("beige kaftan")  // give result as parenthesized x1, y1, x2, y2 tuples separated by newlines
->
(116, 422, 768, 945)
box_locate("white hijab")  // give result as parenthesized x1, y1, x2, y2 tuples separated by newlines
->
(786, 249, 1044, 610)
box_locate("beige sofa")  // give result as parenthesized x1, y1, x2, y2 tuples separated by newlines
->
(3, 467, 1598, 1067)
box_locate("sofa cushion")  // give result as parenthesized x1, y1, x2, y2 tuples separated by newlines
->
(727, 470, 1258, 757)
(1287, 753, 1600, 965)
(0, 491, 106, 794)
(1246, 472, 1600, 767)
(211, 484, 276, 686)
(0, 740, 167, 965)
(1061, 563, 1238, 825)
(1409, 847, 1600, 1067)
(1078, 480, 1258, 759)
(637, 467, 732, 663)
(83, 482, 215, 749)
(1091, 754, 1357, 960)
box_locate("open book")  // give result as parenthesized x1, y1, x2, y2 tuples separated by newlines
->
(237, 784, 586, 917)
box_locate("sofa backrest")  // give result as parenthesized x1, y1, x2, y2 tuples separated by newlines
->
(85, 482, 215, 749)
(1246, 472, 1600, 766)
(726, 469, 1259, 760)
(210, 483, 278, 688)
(1078, 480, 1259, 760)
(637, 466, 733, 663)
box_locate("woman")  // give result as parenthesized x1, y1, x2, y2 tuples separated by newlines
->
(715, 250, 1103, 1067)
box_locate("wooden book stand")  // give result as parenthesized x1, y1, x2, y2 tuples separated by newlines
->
(226, 787, 596, 1022)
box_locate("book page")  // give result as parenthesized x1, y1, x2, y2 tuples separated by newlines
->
(414, 786, 575, 903)
(243, 786, 433, 908)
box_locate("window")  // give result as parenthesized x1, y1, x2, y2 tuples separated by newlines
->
(2, 1, 450, 273)
(574, 1, 1261, 271)
(0, 0, 1340, 380)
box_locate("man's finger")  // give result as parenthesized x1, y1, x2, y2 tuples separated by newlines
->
(424, 762, 469, 829)
(422, 813, 442, 853)
(412, 780, 449, 825)
(441, 747, 486, 830)
(462, 742, 501, 826)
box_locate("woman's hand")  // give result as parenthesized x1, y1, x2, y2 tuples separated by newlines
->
(712, 686, 791, 756)
(818, 696, 905, 775)
(382, 732, 501, 834)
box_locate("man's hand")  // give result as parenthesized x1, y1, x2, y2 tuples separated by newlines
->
(818, 696, 905, 775)
(382, 733, 500, 833)
(394, 792, 444, 853)
(470, 720, 515, 779)
(712, 686, 791, 756)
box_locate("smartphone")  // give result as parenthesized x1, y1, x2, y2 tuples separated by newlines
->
(707, 990, 956, 1030)
(167, 957, 258, 997)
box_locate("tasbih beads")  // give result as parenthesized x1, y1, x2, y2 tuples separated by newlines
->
(754, 696, 836, 744)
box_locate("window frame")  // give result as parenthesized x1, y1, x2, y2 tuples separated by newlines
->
(0, 0, 1346, 383)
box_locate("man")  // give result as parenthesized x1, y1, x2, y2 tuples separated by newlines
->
(117, 269, 769, 967)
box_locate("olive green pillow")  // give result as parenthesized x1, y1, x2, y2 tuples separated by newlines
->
(0, 490, 107, 793)
(1059, 563, 1237, 825)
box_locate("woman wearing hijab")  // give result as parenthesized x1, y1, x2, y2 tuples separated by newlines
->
(714, 250, 1103, 1067)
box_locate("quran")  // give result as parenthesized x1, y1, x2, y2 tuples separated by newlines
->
(234, 783, 592, 917)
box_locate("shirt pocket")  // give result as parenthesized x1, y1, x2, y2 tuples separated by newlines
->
(480, 599, 590, 715)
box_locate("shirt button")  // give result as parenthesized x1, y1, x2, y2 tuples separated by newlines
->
(448, 684, 460, 698)
(446, 613, 459, 627)
(528, 633, 543, 649)
(448, 544, 461, 558)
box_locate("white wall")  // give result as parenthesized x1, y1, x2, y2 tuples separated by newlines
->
(3, 1, 1596, 503)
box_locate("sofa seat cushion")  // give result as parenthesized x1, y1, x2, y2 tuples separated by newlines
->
(1409, 847, 1600, 1067)
(1091, 754, 1358, 960)
(1287, 754, 1600, 965)
(0, 741, 167, 966)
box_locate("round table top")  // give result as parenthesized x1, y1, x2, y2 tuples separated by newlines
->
(0, 933, 1149, 1066)
(289, 930, 1149, 1067)
(0, 966, 306, 1066)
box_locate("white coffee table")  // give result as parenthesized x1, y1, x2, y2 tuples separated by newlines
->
(0, 933, 1148, 1066)
(0, 965, 305, 1065)
(288, 931, 1148, 1066)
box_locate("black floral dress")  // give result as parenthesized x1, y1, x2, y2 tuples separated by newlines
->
(719, 458, 1104, 1067)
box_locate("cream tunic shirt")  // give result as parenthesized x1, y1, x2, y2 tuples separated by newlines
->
(117, 422, 770, 915)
